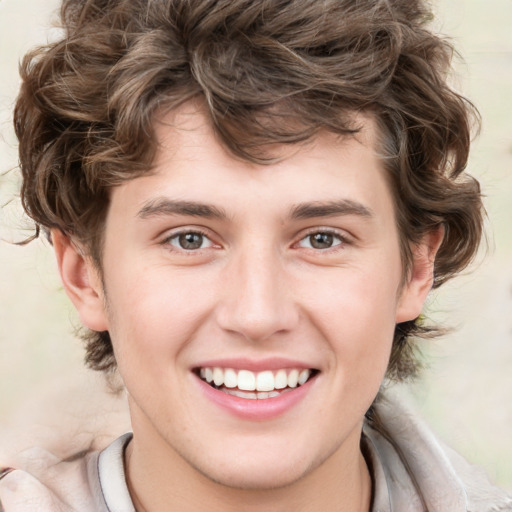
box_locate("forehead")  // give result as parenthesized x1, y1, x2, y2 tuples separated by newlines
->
(152, 102, 380, 166)
(107, 102, 395, 225)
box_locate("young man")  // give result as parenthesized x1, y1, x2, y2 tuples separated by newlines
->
(1, 0, 511, 510)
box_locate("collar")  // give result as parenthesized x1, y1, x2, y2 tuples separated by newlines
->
(97, 432, 135, 511)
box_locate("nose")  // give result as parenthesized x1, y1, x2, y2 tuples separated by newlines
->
(215, 246, 300, 343)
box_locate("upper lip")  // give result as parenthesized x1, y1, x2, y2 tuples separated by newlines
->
(193, 357, 319, 372)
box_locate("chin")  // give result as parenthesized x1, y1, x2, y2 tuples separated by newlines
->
(200, 462, 310, 491)
(185, 442, 323, 492)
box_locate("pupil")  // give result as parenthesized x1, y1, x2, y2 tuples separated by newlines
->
(179, 233, 203, 250)
(310, 233, 333, 249)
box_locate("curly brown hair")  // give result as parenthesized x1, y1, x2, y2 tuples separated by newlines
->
(15, 0, 483, 379)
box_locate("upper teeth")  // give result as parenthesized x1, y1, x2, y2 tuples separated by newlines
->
(199, 367, 312, 391)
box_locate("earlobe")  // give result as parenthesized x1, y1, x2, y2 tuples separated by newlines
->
(396, 226, 444, 323)
(51, 229, 109, 332)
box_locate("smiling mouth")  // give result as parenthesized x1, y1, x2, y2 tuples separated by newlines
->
(195, 367, 319, 399)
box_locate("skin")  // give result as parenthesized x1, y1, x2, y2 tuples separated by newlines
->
(53, 102, 441, 512)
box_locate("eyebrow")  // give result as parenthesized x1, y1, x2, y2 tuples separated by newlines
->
(137, 197, 373, 222)
(137, 198, 227, 220)
(290, 200, 374, 220)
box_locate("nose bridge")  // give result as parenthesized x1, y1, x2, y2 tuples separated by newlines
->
(217, 240, 298, 342)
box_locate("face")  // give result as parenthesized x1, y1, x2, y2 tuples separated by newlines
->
(65, 103, 432, 490)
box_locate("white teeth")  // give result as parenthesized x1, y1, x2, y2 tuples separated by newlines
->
(213, 367, 224, 386)
(256, 371, 275, 392)
(199, 367, 314, 393)
(224, 389, 258, 399)
(298, 369, 311, 386)
(287, 369, 299, 388)
(274, 369, 288, 389)
(224, 389, 283, 400)
(238, 370, 256, 391)
(224, 368, 237, 388)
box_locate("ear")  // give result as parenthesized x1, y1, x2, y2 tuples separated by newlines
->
(51, 229, 109, 332)
(396, 226, 444, 323)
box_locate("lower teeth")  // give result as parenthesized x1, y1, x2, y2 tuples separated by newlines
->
(221, 388, 287, 400)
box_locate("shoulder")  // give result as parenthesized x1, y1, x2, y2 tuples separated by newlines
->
(443, 444, 512, 512)
(364, 390, 512, 512)
(0, 446, 105, 512)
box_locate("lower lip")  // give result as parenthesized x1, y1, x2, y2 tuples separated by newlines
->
(195, 375, 317, 421)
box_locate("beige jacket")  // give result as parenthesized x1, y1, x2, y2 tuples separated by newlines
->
(363, 394, 512, 511)
(1, 393, 511, 511)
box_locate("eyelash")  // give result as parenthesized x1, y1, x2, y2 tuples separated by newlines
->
(295, 229, 351, 251)
(162, 229, 216, 253)
(161, 227, 351, 254)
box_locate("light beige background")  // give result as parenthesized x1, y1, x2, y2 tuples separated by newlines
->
(1, 0, 511, 490)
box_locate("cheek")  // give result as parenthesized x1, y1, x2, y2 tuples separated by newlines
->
(321, 285, 396, 412)
(302, 267, 399, 368)
(104, 264, 214, 368)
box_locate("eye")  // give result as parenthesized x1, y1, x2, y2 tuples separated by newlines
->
(297, 231, 344, 250)
(167, 231, 214, 251)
